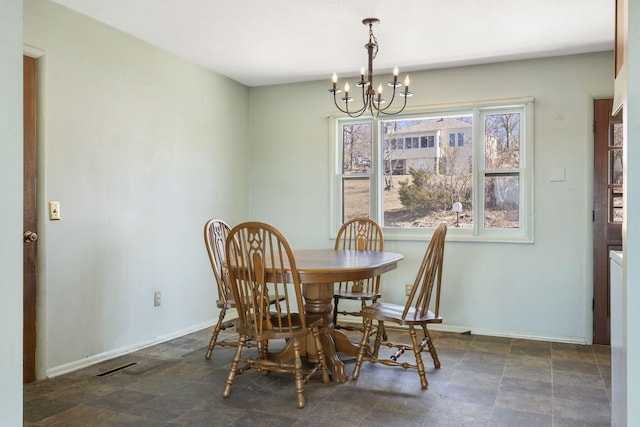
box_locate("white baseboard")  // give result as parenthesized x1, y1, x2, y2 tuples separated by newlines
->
(46, 320, 216, 378)
(335, 316, 587, 345)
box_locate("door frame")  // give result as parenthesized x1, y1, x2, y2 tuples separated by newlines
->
(23, 55, 38, 383)
(593, 98, 623, 345)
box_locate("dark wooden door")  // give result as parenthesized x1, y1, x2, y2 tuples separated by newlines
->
(23, 55, 38, 383)
(593, 98, 623, 345)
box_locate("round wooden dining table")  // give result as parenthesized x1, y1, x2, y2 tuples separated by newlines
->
(292, 249, 403, 382)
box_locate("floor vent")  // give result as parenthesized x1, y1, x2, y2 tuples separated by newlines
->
(96, 362, 138, 377)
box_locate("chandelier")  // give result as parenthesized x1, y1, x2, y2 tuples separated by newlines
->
(329, 18, 413, 118)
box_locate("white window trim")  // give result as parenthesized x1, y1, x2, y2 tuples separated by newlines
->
(328, 97, 535, 243)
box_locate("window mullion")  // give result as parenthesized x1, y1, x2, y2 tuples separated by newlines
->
(372, 119, 382, 223)
(473, 107, 483, 237)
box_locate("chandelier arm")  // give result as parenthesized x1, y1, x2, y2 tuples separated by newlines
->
(347, 86, 370, 117)
(345, 105, 368, 118)
(348, 89, 368, 117)
(334, 90, 368, 118)
(332, 91, 350, 114)
(361, 86, 371, 112)
(378, 85, 398, 112)
(378, 94, 409, 116)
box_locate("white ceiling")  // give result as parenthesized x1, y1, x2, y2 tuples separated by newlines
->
(50, 0, 614, 87)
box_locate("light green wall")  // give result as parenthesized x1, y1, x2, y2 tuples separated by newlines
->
(0, 0, 24, 423)
(250, 52, 614, 343)
(23, 0, 251, 376)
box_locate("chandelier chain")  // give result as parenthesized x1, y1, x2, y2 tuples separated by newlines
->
(368, 24, 378, 60)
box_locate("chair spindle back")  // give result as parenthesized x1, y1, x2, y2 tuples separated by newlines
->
(226, 222, 306, 337)
(335, 217, 384, 252)
(204, 219, 233, 305)
(403, 222, 447, 320)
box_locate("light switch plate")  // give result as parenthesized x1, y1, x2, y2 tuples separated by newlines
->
(49, 201, 60, 220)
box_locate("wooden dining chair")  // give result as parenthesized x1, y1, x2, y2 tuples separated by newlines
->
(222, 221, 330, 408)
(352, 222, 447, 389)
(202, 218, 284, 359)
(333, 217, 385, 335)
(203, 219, 235, 359)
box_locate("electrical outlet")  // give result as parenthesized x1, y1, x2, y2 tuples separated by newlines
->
(154, 291, 161, 307)
(405, 284, 413, 296)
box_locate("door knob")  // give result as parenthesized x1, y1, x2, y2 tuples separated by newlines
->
(23, 231, 38, 242)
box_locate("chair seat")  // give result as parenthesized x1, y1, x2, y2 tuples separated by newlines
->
(217, 294, 283, 309)
(236, 315, 323, 341)
(362, 302, 442, 326)
(333, 290, 380, 300)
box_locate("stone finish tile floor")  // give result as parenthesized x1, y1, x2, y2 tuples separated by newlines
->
(23, 328, 612, 426)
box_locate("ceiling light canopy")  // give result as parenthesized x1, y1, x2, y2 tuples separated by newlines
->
(329, 18, 413, 118)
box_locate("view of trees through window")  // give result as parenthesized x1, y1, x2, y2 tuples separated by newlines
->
(341, 109, 523, 230)
(483, 113, 521, 229)
(342, 123, 371, 220)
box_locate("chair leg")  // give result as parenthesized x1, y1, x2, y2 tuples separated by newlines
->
(358, 300, 367, 333)
(256, 340, 270, 375)
(352, 317, 374, 380)
(292, 337, 306, 409)
(409, 326, 428, 389)
(380, 323, 388, 342)
(371, 297, 388, 341)
(332, 295, 340, 328)
(257, 340, 269, 360)
(222, 335, 246, 398)
(421, 325, 441, 368)
(205, 307, 227, 359)
(311, 326, 330, 383)
(372, 320, 384, 358)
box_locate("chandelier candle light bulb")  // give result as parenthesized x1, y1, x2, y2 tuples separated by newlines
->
(329, 18, 414, 118)
(332, 73, 340, 93)
(390, 66, 400, 87)
(376, 84, 384, 105)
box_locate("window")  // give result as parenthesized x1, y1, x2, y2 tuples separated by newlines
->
(449, 132, 465, 147)
(483, 112, 521, 229)
(340, 121, 372, 220)
(421, 135, 435, 148)
(331, 98, 534, 242)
